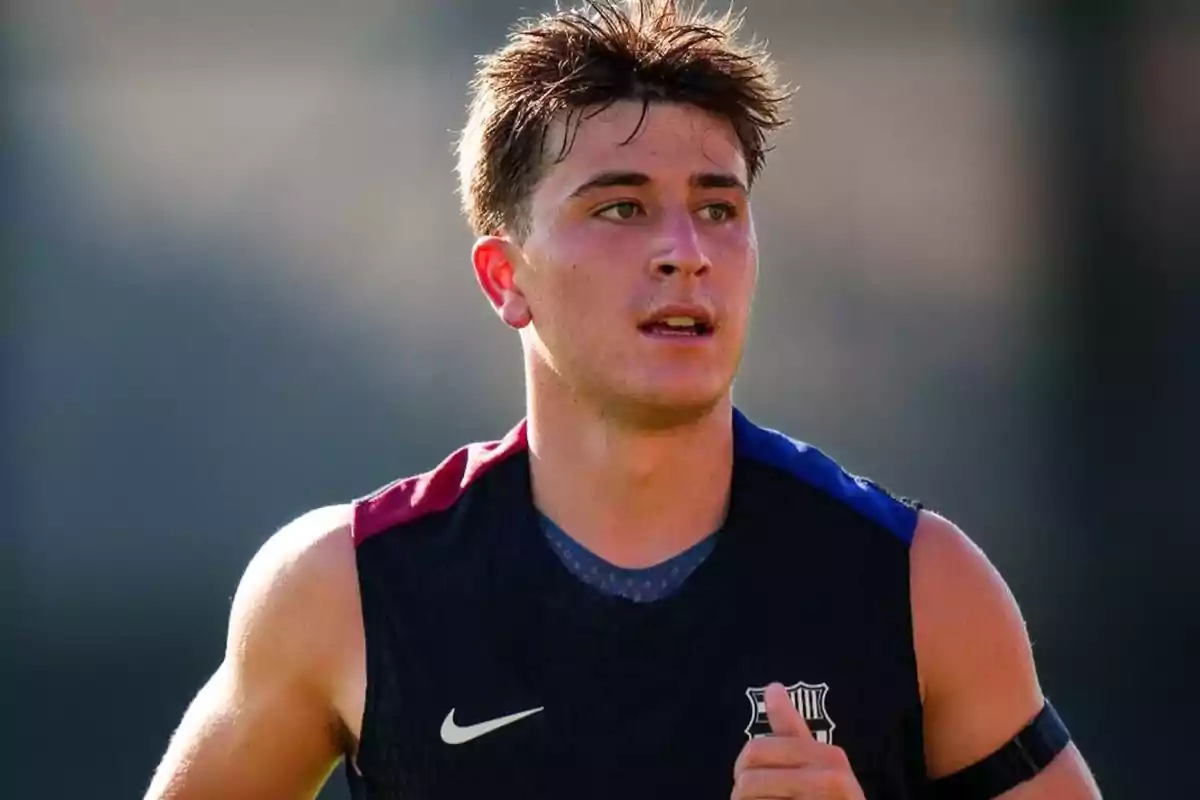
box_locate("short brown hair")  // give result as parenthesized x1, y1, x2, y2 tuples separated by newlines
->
(456, 0, 790, 237)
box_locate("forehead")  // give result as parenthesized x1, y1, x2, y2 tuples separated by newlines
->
(536, 101, 747, 199)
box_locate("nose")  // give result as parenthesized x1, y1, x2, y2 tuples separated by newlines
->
(649, 213, 711, 279)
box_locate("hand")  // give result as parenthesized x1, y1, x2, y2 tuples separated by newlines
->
(731, 683, 866, 799)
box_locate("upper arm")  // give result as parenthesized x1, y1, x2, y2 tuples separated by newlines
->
(911, 511, 1101, 798)
(145, 505, 365, 800)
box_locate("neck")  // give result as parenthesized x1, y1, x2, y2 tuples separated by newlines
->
(525, 383, 735, 569)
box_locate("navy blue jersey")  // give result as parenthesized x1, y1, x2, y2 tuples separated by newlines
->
(346, 409, 928, 799)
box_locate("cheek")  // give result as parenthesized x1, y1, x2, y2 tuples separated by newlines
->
(558, 263, 612, 306)
(746, 260, 759, 299)
(711, 232, 757, 293)
(539, 235, 640, 312)
(533, 262, 623, 337)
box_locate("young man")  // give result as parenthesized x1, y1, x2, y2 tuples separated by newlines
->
(146, 2, 1102, 798)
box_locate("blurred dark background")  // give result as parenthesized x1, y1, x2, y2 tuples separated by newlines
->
(6, 1, 1198, 797)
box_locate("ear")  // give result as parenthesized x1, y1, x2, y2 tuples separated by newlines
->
(472, 234, 532, 329)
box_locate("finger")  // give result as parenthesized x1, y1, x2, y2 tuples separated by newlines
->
(733, 736, 821, 777)
(731, 766, 839, 800)
(765, 682, 812, 738)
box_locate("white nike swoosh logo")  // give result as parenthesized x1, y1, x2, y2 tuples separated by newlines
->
(440, 706, 545, 745)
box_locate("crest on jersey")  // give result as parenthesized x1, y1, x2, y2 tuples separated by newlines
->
(744, 681, 835, 743)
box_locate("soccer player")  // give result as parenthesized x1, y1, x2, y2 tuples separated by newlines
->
(145, 2, 1102, 798)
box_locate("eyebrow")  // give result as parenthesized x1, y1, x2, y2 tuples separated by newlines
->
(566, 170, 748, 198)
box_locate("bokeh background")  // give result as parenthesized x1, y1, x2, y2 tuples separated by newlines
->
(7, 1, 1198, 797)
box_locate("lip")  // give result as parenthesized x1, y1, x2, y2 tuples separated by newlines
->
(638, 303, 716, 329)
(637, 303, 718, 341)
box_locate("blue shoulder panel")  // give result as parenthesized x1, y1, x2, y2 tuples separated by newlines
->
(733, 408, 918, 544)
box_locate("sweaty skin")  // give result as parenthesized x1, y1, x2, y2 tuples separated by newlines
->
(145, 103, 1101, 799)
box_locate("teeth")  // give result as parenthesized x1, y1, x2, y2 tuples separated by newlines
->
(662, 316, 697, 328)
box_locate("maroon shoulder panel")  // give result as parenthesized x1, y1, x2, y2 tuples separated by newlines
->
(352, 419, 528, 547)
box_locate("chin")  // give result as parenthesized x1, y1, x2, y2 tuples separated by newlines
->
(606, 386, 729, 430)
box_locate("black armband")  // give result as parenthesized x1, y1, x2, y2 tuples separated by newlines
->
(930, 701, 1071, 800)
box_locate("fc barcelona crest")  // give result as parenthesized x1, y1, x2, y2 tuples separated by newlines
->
(744, 681, 836, 743)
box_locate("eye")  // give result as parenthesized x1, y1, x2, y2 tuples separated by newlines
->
(699, 203, 738, 223)
(595, 201, 644, 221)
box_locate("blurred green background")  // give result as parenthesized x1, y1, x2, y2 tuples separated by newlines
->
(6, 1, 1197, 797)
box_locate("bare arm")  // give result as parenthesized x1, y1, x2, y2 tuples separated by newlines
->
(145, 505, 365, 800)
(911, 511, 1102, 799)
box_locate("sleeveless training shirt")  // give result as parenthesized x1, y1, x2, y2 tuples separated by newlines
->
(346, 409, 927, 799)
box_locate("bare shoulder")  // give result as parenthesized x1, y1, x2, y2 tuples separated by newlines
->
(909, 510, 1028, 653)
(144, 507, 366, 799)
(228, 504, 365, 732)
(910, 510, 1101, 795)
(231, 505, 356, 645)
(909, 510, 1042, 776)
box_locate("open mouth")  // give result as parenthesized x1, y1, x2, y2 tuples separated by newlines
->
(637, 315, 716, 338)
